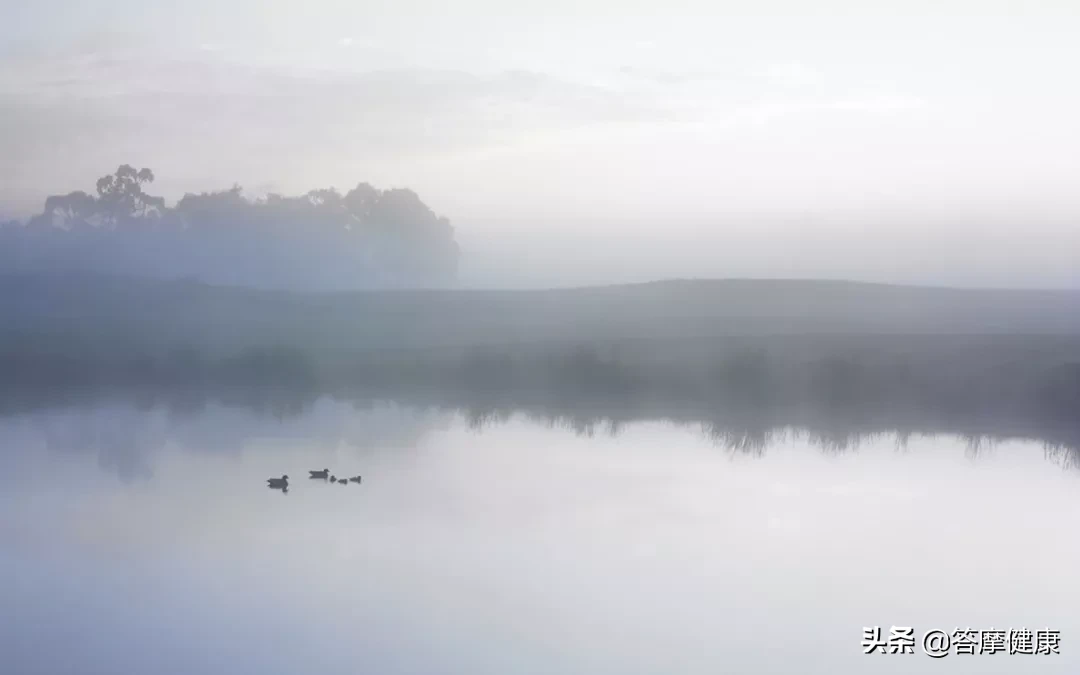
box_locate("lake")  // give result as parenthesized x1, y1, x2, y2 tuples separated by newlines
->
(2, 396, 1078, 674)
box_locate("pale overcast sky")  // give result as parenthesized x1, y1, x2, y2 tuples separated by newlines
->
(1, 1, 1078, 287)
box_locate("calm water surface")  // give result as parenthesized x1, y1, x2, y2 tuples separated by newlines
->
(2, 398, 1078, 674)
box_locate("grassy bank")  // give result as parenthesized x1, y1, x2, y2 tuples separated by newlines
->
(2, 274, 1078, 450)
(2, 333, 1078, 452)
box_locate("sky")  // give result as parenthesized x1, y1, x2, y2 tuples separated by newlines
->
(1, 1, 1079, 287)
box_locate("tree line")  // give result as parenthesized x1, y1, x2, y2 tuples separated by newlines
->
(2, 334, 1079, 454)
(0, 165, 460, 288)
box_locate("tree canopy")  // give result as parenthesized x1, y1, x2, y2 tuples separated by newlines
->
(3, 166, 460, 289)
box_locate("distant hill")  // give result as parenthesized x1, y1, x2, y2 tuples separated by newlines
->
(2, 273, 1079, 354)
(3, 273, 1079, 451)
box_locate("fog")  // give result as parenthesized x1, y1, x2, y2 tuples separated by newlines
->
(3, 1, 1080, 288)
(457, 222, 1080, 289)
(4, 3, 1080, 672)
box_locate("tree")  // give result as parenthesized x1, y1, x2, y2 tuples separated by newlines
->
(28, 191, 98, 229)
(343, 182, 379, 221)
(305, 188, 342, 209)
(172, 185, 247, 231)
(95, 165, 165, 226)
(16, 164, 461, 287)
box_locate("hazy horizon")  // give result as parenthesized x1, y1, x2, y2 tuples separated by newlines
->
(3, 1, 1079, 289)
(5, 6, 1080, 673)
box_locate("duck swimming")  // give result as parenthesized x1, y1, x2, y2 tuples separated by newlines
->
(267, 475, 289, 489)
(309, 469, 330, 479)
(348, 476, 362, 484)
(330, 475, 338, 483)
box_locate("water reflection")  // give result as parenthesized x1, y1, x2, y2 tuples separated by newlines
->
(2, 388, 1077, 482)
(2, 394, 1079, 675)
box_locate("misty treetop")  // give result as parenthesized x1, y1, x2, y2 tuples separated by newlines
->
(1, 165, 459, 290)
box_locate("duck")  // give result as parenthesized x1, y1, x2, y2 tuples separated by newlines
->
(338, 480, 348, 486)
(309, 468, 330, 479)
(348, 476, 362, 484)
(267, 475, 289, 488)
(330, 475, 338, 483)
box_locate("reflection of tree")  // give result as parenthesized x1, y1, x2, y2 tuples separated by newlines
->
(33, 407, 163, 483)
(3, 335, 1080, 477)
(705, 426, 776, 458)
(1044, 444, 1078, 470)
(9, 393, 450, 481)
(15, 388, 1080, 479)
(6, 385, 1080, 482)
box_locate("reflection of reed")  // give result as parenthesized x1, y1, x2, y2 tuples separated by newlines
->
(1044, 444, 1078, 470)
(3, 335, 1080, 470)
(10, 382, 1080, 481)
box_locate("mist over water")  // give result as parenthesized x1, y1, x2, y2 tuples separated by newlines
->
(3, 397, 1078, 675)
(4, 4, 1080, 672)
